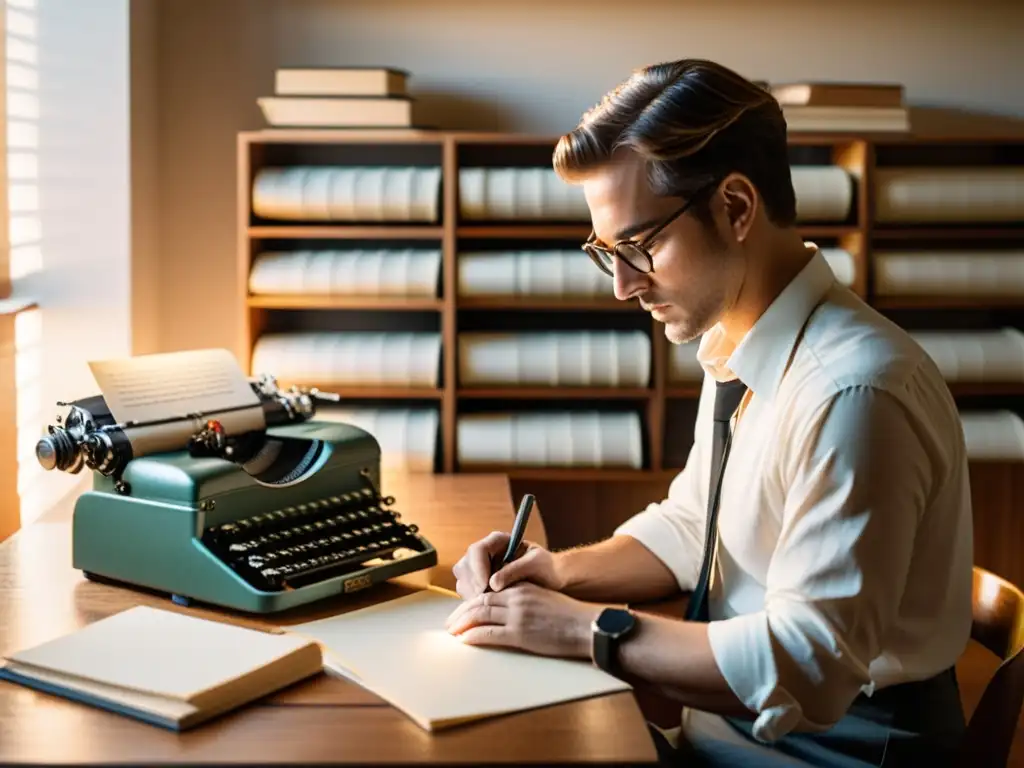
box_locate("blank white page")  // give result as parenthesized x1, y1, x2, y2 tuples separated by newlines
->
(288, 587, 631, 730)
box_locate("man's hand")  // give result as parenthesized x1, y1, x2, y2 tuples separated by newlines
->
(451, 531, 564, 599)
(445, 582, 602, 659)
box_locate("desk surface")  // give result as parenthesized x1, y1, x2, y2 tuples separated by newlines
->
(0, 471, 658, 766)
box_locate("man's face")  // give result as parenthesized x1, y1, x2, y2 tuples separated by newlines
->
(581, 152, 745, 345)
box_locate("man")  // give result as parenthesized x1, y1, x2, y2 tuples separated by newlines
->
(444, 59, 974, 767)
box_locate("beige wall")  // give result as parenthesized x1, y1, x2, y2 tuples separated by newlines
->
(142, 0, 1024, 360)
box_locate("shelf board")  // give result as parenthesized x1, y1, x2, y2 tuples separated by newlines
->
(668, 380, 1024, 400)
(665, 385, 702, 398)
(799, 225, 861, 237)
(247, 295, 443, 310)
(458, 466, 676, 482)
(873, 295, 1024, 309)
(241, 128, 445, 144)
(450, 132, 562, 146)
(458, 387, 651, 399)
(457, 224, 591, 239)
(456, 224, 858, 240)
(248, 225, 444, 239)
(872, 226, 1024, 240)
(457, 296, 636, 311)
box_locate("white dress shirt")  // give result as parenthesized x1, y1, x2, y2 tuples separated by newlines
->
(615, 246, 974, 745)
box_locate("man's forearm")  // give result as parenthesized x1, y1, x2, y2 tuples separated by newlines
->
(549, 532, 746, 714)
(553, 535, 680, 603)
(615, 613, 752, 718)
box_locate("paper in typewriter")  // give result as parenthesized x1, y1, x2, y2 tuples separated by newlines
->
(288, 587, 632, 731)
(88, 348, 261, 425)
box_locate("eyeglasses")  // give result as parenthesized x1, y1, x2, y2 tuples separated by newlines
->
(581, 184, 713, 277)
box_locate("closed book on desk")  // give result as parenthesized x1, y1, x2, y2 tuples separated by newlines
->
(289, 587, 632, 731)
(0, 605, 322, 730)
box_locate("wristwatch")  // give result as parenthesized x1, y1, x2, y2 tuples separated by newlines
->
(591, 607, 637, 677)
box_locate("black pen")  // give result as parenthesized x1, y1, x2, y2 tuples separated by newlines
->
(483, 493, 535, 593)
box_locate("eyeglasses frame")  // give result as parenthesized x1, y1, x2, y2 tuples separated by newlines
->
(581, 181, 717, 277)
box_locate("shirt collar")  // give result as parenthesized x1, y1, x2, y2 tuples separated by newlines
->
(696, 244, 836, 399)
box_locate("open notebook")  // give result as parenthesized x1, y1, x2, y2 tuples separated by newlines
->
(288, 586, 632, 731)
(0, 606, 321, 730)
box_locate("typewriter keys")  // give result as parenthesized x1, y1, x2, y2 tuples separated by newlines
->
(201, 489, 426, 592)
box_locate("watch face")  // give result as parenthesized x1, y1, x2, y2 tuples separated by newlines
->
(597, 608, 634, 635)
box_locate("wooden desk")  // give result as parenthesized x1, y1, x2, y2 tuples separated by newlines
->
(0, 471, 657, 765)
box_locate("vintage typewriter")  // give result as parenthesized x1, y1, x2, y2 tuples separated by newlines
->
(35, 354, 437, 614)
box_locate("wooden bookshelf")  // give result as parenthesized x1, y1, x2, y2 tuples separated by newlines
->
(237, 112, 1024, 573)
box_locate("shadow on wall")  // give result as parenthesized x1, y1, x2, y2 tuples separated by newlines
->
(411, 89, 524, 132)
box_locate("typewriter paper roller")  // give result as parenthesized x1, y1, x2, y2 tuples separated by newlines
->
(35, 350, 275, 478)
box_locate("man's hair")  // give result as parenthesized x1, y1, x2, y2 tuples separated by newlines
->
(552, 59, 797, 228)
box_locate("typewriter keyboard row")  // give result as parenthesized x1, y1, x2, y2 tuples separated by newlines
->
(201, 487, 426, 591)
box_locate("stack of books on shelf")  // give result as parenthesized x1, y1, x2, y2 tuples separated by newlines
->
(257, 66, 417, 128)
(770, 81, 910, 133)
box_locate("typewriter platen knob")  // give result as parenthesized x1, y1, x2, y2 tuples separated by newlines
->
(35, 427, 84, 473)
(35, 436, 59, 470)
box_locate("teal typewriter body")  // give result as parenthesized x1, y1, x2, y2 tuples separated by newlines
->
(71, 420, 438, 614)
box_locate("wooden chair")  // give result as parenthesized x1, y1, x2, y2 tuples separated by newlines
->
(959, 565, 1024, 767)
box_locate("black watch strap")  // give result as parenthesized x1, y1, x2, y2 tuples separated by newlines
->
(592, 608, 636, 677)
(593, 629, 616, 675)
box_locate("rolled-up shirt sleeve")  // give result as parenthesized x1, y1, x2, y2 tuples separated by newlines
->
(613, 442, 707, 591)
(706, 384, 936, 742)
(614, 377, 713, 592)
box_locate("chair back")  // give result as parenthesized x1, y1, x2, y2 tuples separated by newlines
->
(960, 566, 1024, 768)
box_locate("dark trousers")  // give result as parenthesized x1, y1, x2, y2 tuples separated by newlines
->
(648, 666, 965, 767)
